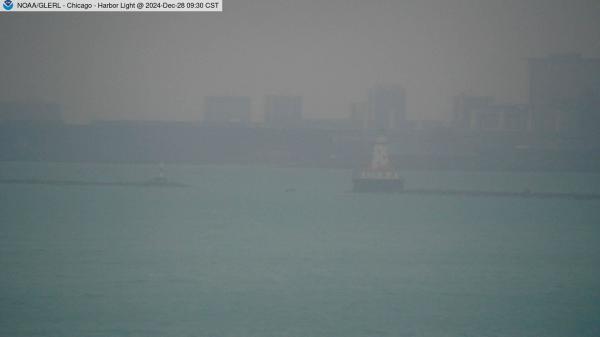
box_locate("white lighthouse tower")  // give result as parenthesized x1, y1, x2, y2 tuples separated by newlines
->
(353, 135, 403, 192)
(361, 135, 400, 179)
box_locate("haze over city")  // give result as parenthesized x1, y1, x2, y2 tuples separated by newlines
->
(2, 0, 600, 123)
(2, 1, 600, 337)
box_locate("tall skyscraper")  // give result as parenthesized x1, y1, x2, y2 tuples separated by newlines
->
(452, 94, 495, 129)
(350, 102, 369, 129)
(264, 95, 302, 128)
(529, 54, 600, 133)
(367, 84, 406, 130)
(452, 94, 530, 132)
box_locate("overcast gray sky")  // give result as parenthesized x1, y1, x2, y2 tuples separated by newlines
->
(1, 0, 599, 123)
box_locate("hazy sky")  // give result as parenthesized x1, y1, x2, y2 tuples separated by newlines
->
(1, 0, 599, 123)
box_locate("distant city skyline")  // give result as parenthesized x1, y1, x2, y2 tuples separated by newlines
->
(1, 0, 600, 123)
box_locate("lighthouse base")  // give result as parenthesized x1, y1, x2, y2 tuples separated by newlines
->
(352, 178, 405, 193)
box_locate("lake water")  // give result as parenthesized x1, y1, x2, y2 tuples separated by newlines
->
(1, 163, 600, 337)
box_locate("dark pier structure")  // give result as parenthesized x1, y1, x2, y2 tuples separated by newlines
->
(396, 188, 600, 201)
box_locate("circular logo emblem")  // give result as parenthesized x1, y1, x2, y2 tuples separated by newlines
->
(3, 0, 14, 10)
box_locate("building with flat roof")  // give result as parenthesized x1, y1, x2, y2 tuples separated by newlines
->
(367, 84, 407, 130)
(529, 53, 600, 133)
(452, 94, 530, 132)
(264, 95, 302, 128)
(453, 94, 494, 129)
(349, 102, 369, 130)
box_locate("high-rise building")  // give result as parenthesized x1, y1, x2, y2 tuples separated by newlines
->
(367, 84, 406, 130)
(452, 94, 495, 129)
(452, 94, 530, 132)
(264, 95, 302, 128)
(349, 102, 369, 129)
(204, 96, 252, 124)
(529, 53, 600, 133)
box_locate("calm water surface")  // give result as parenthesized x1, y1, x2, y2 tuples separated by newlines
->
(1, 163, 599, 337)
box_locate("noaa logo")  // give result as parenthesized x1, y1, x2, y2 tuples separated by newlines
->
(3, 0, 14, 10)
